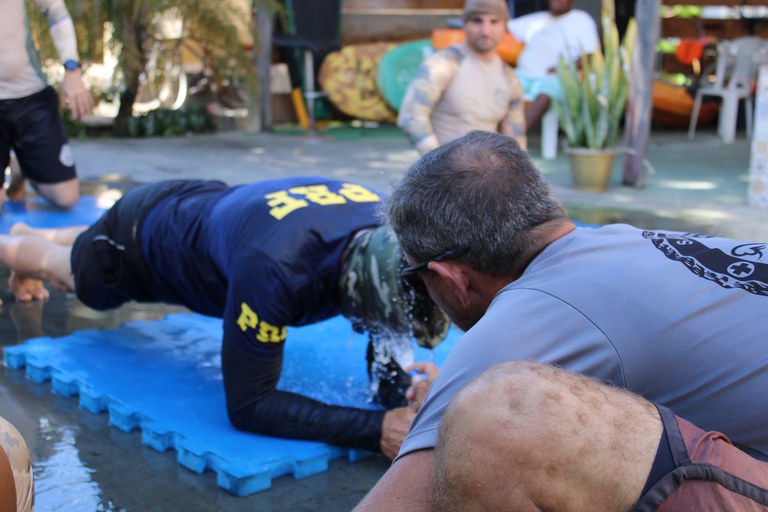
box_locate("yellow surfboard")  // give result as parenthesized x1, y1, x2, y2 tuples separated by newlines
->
(319, 42, 398, 123)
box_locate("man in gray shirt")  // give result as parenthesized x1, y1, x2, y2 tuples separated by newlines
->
(355, 131, 768, 511)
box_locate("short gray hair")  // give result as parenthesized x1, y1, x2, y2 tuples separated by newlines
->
(386, 131, 566, 277)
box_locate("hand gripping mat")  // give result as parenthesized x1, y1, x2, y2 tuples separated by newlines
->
(3, 313, 461, 496)
(0, 196, 107, 234)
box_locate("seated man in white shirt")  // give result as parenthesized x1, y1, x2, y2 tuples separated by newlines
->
(507, 0, 598, 128)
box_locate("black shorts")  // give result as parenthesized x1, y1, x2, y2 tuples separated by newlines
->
(71, 180, 204, 310)
(0, 86, 76, 184)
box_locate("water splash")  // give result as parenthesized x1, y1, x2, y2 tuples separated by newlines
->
(368, 331, 415, 408)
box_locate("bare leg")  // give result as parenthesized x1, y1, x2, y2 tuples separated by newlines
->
(524, 94, 552, 130)
(5, 152, 79, 208)
(435, 361, 663, 512)
(9, 223, 87, 246)
(31, 177, 80, 209)
(0, 233, 75, 300)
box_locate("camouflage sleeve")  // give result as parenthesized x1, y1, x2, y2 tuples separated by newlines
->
(397, 50, 460, 154)
(499, 67, 527, 150)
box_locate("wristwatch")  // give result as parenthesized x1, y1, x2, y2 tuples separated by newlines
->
(63, 59, 80, 71)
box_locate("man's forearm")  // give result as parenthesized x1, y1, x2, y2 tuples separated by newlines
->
(354, 449, 439, 511)
(231, 388, 386, 451)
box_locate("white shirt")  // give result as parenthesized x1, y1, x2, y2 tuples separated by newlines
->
(0, 0, 78, 98)
(507, 10, 598, 78)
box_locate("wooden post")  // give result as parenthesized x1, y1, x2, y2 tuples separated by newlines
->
(247, 0, 273, 131)
(749, 65, 768, 209)
(622, 1, 660, 188)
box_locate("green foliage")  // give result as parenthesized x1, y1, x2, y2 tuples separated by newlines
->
(27, 0, 281, 124)
(125, 105, 213, 137)
(62, 108, 88, 139)
(554, 15, 636, 150)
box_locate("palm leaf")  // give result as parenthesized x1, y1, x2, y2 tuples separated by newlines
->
(554, 11, 635, 150)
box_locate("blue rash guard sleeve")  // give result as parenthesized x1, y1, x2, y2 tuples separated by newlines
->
(220, 341, 386, 452)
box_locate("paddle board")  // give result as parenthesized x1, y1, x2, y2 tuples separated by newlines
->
(376, 39, 433, 111)
(318, 42, 398, 123)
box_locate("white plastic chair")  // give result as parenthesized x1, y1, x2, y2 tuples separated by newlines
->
(688, 36, 768, 143)
(540, 107, 559, 160)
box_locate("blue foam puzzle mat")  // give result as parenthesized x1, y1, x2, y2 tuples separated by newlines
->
(4, 313, 462, 496)
(0, 196, 107, 234)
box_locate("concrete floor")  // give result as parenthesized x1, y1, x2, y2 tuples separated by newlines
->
(1, 124, 766, 510)
(0, 293, 392, 512)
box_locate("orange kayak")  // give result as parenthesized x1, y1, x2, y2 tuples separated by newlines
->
(431, 28, 524, 66)
(652, 80, 719, 128)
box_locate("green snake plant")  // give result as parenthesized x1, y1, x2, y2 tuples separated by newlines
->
(554, 15, 637, 150)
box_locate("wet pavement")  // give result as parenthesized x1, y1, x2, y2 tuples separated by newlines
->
(1, 124, 766, 511)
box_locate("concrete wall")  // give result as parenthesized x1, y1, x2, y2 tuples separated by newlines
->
(341, 0, 462, 45)
(340, 0, 603, 45)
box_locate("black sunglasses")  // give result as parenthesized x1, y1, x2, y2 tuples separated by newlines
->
(401, 247, 469, 280)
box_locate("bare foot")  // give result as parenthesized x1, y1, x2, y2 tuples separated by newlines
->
(9, 222, 32, 236)
(9, 222, 86, 245)
(8, 272, 49, 302)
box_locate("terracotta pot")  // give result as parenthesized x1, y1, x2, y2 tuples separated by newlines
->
(565, 147, 617, 192)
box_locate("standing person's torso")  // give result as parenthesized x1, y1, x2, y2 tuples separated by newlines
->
(432, 44, 517, 144)
(510, 10, 598, 78)
(0, 0, 51, 99)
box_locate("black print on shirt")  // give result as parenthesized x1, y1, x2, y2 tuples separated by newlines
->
(643, 231, 768, 297)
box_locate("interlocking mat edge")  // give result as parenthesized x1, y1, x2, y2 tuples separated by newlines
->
(3, 312, 460, 496)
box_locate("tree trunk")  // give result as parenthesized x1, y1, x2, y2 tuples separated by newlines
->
(245, 0, 273, 132)
(114, 12, 148, 134)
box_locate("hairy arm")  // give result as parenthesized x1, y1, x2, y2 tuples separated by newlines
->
(353, 449, 438, 511)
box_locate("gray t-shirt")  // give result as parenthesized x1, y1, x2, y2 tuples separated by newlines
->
(398, 224, 768, 460)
